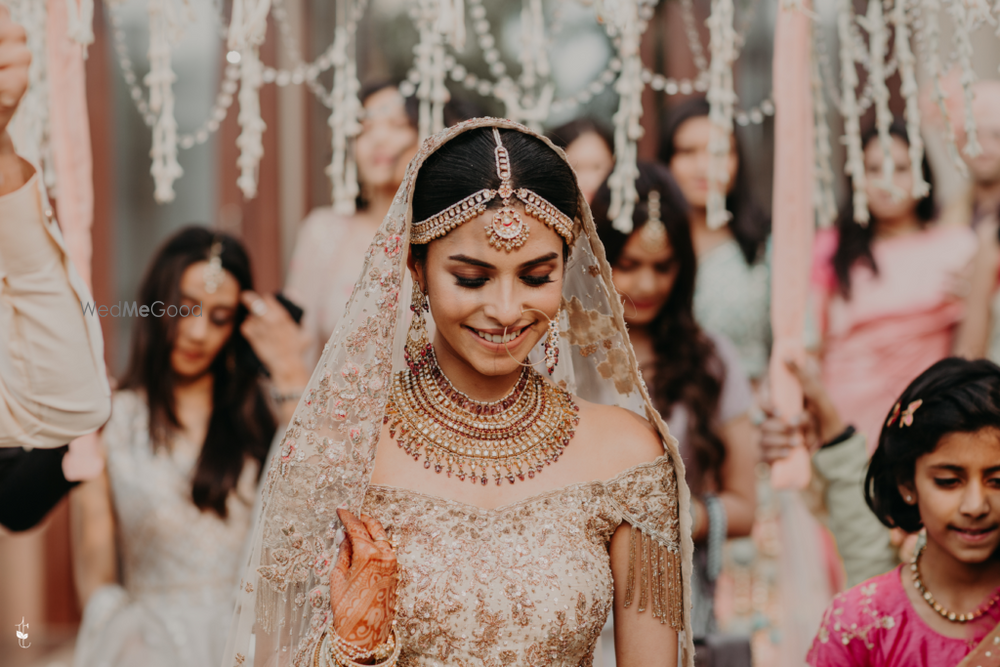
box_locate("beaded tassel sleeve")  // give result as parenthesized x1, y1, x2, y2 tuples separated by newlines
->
(222, 118, 696, 667)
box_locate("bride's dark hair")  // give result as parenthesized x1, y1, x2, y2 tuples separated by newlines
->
(121, 227, 275, 519)
(411, 127, 579, 251)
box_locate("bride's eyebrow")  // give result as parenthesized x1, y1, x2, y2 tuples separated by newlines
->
(446, 252, 559, 270)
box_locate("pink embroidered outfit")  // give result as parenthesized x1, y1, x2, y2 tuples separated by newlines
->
(811, 226, 977, 451)
(807, 566, 1000, 667)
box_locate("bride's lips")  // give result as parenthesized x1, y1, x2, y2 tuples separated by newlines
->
(465, 323, 535, 353)
(950, 525, 1000, 544)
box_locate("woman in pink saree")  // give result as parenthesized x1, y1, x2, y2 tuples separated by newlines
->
(811, 122, 976, 452)
(807, 358, 1000, 667)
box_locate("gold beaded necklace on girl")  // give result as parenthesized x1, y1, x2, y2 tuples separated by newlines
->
(911, 540, 1000, 623)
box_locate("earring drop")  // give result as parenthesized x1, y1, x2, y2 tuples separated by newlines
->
(906, 495, 913, 503)
(405, 283, 432, 373)
(543, 309, 561, 374)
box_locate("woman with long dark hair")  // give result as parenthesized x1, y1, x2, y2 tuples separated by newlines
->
(811, 121, 977, 451)
(592, 162, 757, 649)
(659, 97, 771, 383)
(70, 228, 308, 667)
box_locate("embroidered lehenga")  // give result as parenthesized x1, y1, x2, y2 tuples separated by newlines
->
(223, 119, 695, 667)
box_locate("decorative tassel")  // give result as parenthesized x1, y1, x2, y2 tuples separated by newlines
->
(837, 0, 868, 224)
(229, 0, 272, 199)
(147, 0, 183, 204)
(705, 0, 737, 230)
(605, 0, 644, 234)
(327, 26, 361, 215)
(919, 0, 967, 177)
(622, 524, 684, 630)
(811, 41, 837, 227)
(892, 0, 930, 199)
(64, 0, 94, 53)
(858, 0, 900, 198)
(945, 0, 982, 159)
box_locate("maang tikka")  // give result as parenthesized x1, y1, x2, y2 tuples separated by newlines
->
(405, 283, 433, 373)
(203, 239, 225, 293)
(638, 190, 668, 254)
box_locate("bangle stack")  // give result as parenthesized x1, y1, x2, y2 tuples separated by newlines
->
(313, 625, 401, 667)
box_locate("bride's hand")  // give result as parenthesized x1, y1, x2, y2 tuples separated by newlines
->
(329, 508, 399, 651)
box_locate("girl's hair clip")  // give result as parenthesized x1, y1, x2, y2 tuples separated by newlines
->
(900, 399, 923, 427)
(886, 402, 901, 427)
(887, 399, 922, 428)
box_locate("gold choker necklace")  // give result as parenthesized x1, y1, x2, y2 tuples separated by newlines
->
(384, 352, 579, 486)
(911, 541, 1000, 623)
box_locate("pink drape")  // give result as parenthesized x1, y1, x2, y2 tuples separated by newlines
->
(769, 2, 814, 490)
(46, 0, 102, 481)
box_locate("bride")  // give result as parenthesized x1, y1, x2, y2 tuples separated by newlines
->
(225, 118, 694, 667)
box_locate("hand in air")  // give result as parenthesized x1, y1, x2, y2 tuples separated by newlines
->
(0, 5, 30, 136)
(329, 509, 399, 652)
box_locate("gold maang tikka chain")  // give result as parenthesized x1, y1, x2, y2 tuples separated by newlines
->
(384, 350, 580, 486)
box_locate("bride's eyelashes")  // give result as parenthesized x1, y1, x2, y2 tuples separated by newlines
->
(452, 273, 555, 289)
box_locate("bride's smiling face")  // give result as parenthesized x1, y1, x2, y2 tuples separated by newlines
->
(410, 208, 565, 378)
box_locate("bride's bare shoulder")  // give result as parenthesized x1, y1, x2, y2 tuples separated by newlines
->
(571, 396, 666, 475)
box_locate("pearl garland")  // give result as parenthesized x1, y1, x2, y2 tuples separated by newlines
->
(811, 47, 837, 228)
(146, 0, 185, 203)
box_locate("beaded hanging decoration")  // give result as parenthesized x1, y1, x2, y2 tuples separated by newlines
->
(409, 128, 575, 249)
(384, 351, 579, 486)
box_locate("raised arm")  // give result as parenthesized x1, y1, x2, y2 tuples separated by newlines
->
(0, 6, 110, 449)
(69, 468, 119, 607)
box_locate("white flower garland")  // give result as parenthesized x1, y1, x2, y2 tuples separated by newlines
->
(811, 40, 837, 228)
(229, 0, 272, 199)
(327, 26, 361, 216)
(945, 0, 982, 159)
(65, 0, 94, 51)
(919, 0, 966, 176)
(147, 0, 184, 203)
(892, 0, 929, 199)
(858, 0, 899, 198)
(602, 0, 647, 234)
(7, 0, 54, 190)
(705, 0, 737, 230)
(837, 0, 868, 225)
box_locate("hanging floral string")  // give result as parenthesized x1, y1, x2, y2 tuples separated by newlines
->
(945, 0, 982, 159)
(327, 25, 362, 215)
(892, 0, 929, 199)
(147, 0, 183, 203)
(811, 40, 837, 227)
(602, 0, 647, 233)
(228, 0, 271, 199)
(858, 0, 899, 198)
(837, 0, 867, 224)
(7, 0, 54, 188)
(65, 0, 94, 52)
(919, 0, 966, 176)
(705, 0, 737, 229)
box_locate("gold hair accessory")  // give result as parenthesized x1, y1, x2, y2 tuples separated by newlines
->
(638, 190, 668, 254)
(203, 240, 225, 293)
(410, 128, 575, 249)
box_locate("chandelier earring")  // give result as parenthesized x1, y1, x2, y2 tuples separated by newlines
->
(502, 307, 561, 374)
(406, 282, 433, 374)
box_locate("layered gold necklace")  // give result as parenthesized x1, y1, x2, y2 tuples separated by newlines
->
(384, 351, 579, 486)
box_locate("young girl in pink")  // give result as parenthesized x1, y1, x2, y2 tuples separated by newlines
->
(808, 358, 1000, 666)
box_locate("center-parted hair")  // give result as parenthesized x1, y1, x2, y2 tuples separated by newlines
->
(411, 127, 579, 234)
(865, 357, 1000, 533)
